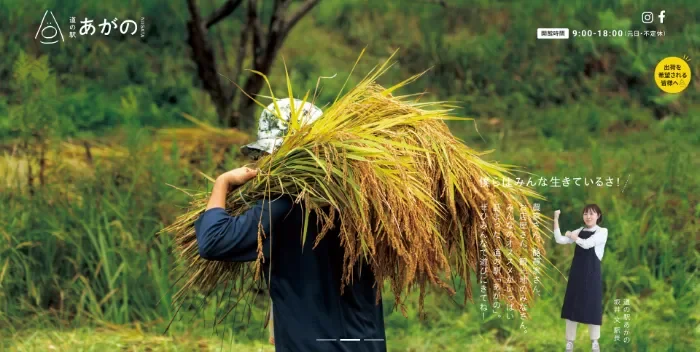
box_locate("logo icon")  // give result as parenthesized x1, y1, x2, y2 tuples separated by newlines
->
(641, 12, 654, 23)
(658, 10, 665, 23)
(35, 10, 64, 45)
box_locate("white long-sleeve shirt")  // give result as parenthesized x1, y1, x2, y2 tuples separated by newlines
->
(554, 224, 608, 261)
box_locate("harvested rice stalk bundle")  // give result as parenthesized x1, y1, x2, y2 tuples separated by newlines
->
(161, 52, 546, 319)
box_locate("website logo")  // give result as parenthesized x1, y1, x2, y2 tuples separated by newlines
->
(34, 10, 145, 45)
(35, 10, 64, 45)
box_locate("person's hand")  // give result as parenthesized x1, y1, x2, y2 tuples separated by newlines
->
(565, 230, 572, 238)
(554, 209, 561, 219)
(218, 166, 258, 187)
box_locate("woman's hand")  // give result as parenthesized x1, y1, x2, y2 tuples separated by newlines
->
(565, 231, 579, 241)
(553, 209, 561, 233)
(219, 166, 258, 187)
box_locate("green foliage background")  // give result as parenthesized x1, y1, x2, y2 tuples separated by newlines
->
(0, 0, 698, 351)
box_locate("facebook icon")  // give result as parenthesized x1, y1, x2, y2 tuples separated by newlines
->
(658, 10, 665, 23)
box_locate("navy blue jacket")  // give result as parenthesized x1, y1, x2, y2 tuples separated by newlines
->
(194, 195, 387, 352)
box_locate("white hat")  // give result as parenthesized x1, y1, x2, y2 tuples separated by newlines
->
(241, 98, 323, 156)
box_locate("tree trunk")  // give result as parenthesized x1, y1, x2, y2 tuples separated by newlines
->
(186, 0, 236, 127)
(186, 0, 320, 129)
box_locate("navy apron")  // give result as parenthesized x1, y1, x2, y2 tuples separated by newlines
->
(560, 228, 603, 325)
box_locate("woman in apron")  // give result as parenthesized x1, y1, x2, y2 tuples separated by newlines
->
(554, 204, 608, 352)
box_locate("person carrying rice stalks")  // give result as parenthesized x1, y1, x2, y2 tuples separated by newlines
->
(194, 98, 387, 351)
(164, 52, 546, 352)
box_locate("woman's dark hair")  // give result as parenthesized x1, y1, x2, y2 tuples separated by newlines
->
(582, 204, 603, 224)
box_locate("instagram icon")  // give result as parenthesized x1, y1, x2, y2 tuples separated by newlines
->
(641, 11, 654, 23)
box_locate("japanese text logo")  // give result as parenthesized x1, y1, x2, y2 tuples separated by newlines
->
(35, 10, 145, 45)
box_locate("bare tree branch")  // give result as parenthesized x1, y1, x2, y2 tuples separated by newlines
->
(186, 0, 232, 125)
(207, 0, 233, 81)
(268, 0, 291, 35)
(234, 9, 251, 85)
(230, 3, 252, 110)
(247, 0, 266, 67)
(284, 0, 320, 34)
(261, 0, 290, 66)
(186, 0, 204, 24)
(186, 0, 320, 127)
(205, 0, 244, 29)
(235, 0, 320, 125)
